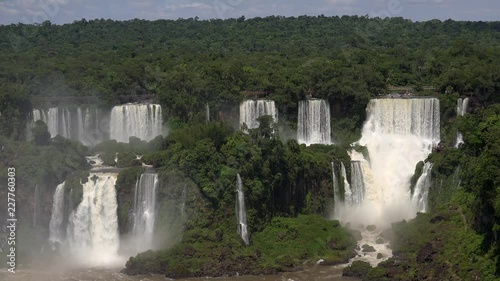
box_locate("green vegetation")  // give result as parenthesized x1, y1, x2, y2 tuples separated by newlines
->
(0, 16, 498, 279)
(357, 103, 500, 280)
(125, 214, 356, 278)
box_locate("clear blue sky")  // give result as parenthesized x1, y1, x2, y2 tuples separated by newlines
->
(1, 0, 499, 25)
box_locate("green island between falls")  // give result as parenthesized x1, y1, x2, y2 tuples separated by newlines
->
(124, 215, 357, 278)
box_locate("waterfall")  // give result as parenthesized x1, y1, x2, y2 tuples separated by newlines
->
(346, 98, 440, 224)
(49, 182, 66, 244)
(239, 100, 278, 131)
(350, 161, 366, 205)
(236, 174, 250, 245)
(31, 107, 107, 145)
(412, 163, 433, 213)
(331, 162, 340, 206)
(110, 104, 163, 143)
(340, 162, 352, 205)
(66, 173, 119, 263)
(297, 99, 331, 145)
(33, 185, 40, 227)
(455, 97, 469, 147)
(132, 173, 158, 252)
(206, 103, 210, 123)
(180, 185, 187, 221)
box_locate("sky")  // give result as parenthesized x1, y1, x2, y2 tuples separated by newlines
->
(0, 0, 499, 25)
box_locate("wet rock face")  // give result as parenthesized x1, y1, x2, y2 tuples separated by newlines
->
(375, 238, 385, 244)
(362, 244, 376, 252)
(429, 215, 445, 224)
(377, 253, 383, 259)
(416, 243, 434, 263)
(366, 225, 377, 231)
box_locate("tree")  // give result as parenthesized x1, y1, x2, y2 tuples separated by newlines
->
(32, 120, 50, 146)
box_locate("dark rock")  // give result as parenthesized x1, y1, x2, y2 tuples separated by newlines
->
(377, 253, 383, 259)
(183, 245, 196, 257)
(342, 261, 372, 277)
(375, 238, 385, 244)
(386, 266, 405, 278)
(366, 225, 377, 231)
(361, 244, 376, 252)
(416, 243, 434, 263)
(214, 229, 223, 242)
(429, 215, 445, 224)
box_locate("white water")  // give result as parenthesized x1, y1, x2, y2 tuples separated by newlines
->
(33, 185, 40, 227)
(331, 162, 340, 207)
(343, 98, 440, 225)
(297, 99, 331, 145)
(412, 162, 433, 213)
(455, 97, 469, 147)
(66, 173, 120, 265)
(110, 104, 163, 143)
(236, 174, 250, 245)
(31, 107, 106, 145)
(239, 100, 278, 131)
(337, 98, 439, 266)
(132, 173, 159, 252)
(340, 162, 352, 206)
(49, 182, 66, 244)
(350, 161, 366, 205)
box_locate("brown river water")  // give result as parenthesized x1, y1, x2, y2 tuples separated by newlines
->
(0, 264, 359, 281)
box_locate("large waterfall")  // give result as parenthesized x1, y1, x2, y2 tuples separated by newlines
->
(239, 100, 278, 131)
(31, 107, 106, 145)
(236, 174, 250, 245)
(412, 162, 433, 213)
(49, 182, 66, 244)
(66, 173, 120, 264)
(110, 104, 163, 143)
(297, 99, 331, 145)
(132, 173, 159, 252)
(455, 97, 469, 147)
(344, 98, 440, 225)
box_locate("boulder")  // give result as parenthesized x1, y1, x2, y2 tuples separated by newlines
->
(361, 244, 376, 252)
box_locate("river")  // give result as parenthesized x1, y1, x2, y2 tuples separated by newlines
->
(0, 264, 359, 281)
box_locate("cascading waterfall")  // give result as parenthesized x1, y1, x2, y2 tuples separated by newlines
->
(180, 185, 187, 222)
(411, 162, 433, 213)
(239, 100, 278, 131)
(297, 99, 331, 145)
(33, 185, 40, 227)
(206, 103, 210, 123)
(340, 162, 352, 205)
(345, 98, 440, 225)
(31, 107, 106, 145)
(49, 182, 66, 244)
(455, 97, 469, 147)
(110, 104, 163, 143)
(132, 173, 159, 252)
(66, 173, 119, 264)
(350, 161, 366, 205)
(236, 174, 250, 245)
(331, 162, 340, 206)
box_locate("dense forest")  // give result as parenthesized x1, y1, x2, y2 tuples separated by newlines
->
(0, 16, 499, 280)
